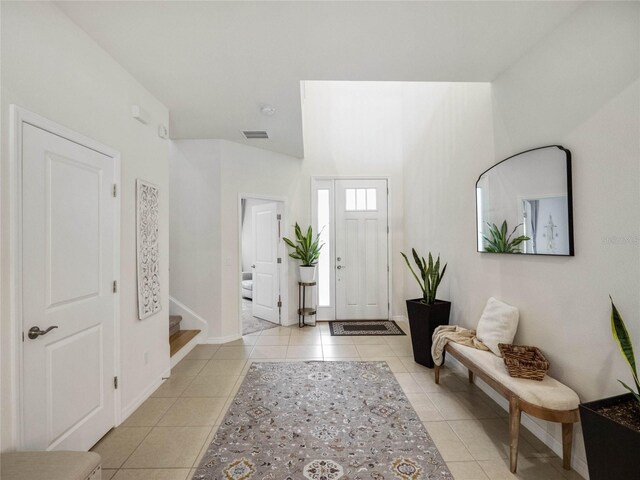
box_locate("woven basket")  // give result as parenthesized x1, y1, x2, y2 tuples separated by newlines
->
(498, 343, 550, 381)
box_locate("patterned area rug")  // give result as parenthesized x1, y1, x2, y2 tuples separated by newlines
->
(329, 320, 406, 336)
(193, 361, 452, 480)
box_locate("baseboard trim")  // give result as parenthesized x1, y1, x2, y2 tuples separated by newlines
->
(445, 356, 589, 479)
(120, 366, 171, 423)
(392, 315, 408, 323)
(169, 296, 209, 336)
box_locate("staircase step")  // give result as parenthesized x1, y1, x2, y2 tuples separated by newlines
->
(169, 315, 182, 336)
(169, 329, 200, 357)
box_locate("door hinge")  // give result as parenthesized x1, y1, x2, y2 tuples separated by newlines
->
(22, 331, 24, 342)
(114, 376, 118, 389)
(277, 214, 282, 220)
(277, 257, 282, 264)
(113, 280, 118, 293)
(277, 296, 282, 308)
(113, 184, 117, 197)
(387, 226, 389, 234)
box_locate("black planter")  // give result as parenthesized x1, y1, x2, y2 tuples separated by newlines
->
(405, 299, 451, 368)
(579, 393, 640, 480)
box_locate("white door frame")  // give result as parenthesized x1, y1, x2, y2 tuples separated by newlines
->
(237, 193, 289, 335)
(9, 105, 122, 449)
(311, 176, 392, 321)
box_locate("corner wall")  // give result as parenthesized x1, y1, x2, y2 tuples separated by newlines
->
(1, 1, 170, 449)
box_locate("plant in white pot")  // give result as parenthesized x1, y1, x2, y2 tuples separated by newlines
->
(283, 223, 324, 283)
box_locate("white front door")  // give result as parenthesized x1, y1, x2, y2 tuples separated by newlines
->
(251, 202, 280, 323)
(335, 179, 389, 320)
(21, 123, 117, 451)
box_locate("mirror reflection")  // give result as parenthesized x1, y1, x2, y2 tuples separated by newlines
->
(476, 146, 574, 256)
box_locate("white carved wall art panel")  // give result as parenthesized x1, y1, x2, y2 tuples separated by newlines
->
(136, 179, 161, 319)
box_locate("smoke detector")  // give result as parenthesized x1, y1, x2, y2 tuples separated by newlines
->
(260, 105, 276, 116)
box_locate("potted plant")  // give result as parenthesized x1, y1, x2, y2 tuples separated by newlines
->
(400, 249, 450, 368)
(579, 297, 640, 480)
(283, 223, 324, 283)
(483, 220, 530, 253)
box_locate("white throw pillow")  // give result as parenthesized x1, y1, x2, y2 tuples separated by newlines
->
(476, 297, 519, 357)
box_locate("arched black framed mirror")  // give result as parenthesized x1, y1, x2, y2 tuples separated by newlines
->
(476, 145, 574, 256)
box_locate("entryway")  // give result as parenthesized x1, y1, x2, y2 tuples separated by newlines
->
(239, 196, 286, 335)
(312, 178, 390, 321)
(12, 107, 120, 451)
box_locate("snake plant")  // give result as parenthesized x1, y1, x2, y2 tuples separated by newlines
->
(610, 297, 640, 403)
(401, 249, 447, 305)
(483, 220, 530, 253)
(283, 223, 324, 266)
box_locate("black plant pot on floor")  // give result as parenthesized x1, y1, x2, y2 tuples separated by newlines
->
(405, 299, 451, 368)
(579, 393, 640, 480)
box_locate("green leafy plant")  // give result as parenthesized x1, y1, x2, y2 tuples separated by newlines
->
(283, 223, 324, 266)
(483, 220, 530, 253)
(400, 249, 447, 305)
(610, 297, 640, 403)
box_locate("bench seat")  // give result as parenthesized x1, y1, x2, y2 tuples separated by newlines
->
(435, 342, 580, 473)
(448, 342, 580, 411)
(1, 451, 102, 480)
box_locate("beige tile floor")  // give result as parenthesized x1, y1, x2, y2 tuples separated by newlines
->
(94, 322, 584, 480)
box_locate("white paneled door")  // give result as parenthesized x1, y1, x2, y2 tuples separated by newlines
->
(21, 123, 117, 451)
(335, 179, 389, 319)
(251, 202, 281, 323)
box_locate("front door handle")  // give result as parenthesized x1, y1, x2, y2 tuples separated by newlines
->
(28, 326, 58, 340)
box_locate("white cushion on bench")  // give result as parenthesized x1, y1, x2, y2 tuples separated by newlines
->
(448, 342, 580, 411)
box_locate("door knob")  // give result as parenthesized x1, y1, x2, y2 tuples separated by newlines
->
(28, 326, 58, 340)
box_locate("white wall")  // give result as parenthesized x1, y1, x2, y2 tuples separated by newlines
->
(403, 2, 639, 476)
(1, 1, 170, 449)
(169, 140, 221, 337)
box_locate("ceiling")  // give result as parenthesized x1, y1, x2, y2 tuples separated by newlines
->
(57, 1, 581, 158)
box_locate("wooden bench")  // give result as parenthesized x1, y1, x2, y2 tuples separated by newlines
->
(434, 342, 580, 473)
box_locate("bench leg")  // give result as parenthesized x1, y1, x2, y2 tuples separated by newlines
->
(468, 370, 474, 384)
(434, 365, 440, 384)
(509, 396, 521, 473)
(562, 423, 573, 470)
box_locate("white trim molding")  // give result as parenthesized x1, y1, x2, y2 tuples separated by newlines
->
(169, 296, 209, 337)
(121, 367, 171, 422)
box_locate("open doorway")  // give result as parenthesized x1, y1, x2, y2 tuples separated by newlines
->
(240, 196, 286, 335)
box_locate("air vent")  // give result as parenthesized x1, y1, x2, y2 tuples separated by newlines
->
(242, 130, 269, 139)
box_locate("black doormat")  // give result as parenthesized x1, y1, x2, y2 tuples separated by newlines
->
(329, 320, 406, 336)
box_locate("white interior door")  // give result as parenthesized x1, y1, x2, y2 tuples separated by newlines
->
(21, 123, 117, 451)
(335, 179, 389, 319)
(251, 202, 280, 323)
